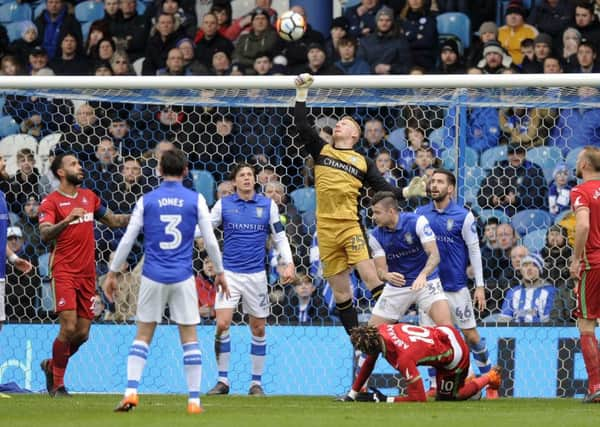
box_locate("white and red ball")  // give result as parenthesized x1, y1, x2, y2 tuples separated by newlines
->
(276, 11, 307, 42)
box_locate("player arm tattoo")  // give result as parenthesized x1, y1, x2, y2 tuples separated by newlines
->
(98, 209, 131, 228)
(39, 221, 71, 243)
(420, 240, 440, 278)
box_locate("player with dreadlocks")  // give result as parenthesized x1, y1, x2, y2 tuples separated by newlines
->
(343, 324, 502, 402)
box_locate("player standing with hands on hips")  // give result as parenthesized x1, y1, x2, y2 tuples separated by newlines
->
(293, 73, 427, 338)
(569, 146, 600, 403)
(103, 149, 228, 414)
(38, 153, 130, 397)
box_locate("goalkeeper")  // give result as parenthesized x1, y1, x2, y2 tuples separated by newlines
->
(293, 73, 426, 336)
(343, 324, 501, 402)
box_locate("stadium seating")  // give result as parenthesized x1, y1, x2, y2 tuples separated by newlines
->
(526, 146, 563, 184)
(0, 2, 32, 23)
(565, 147, 583, 173)
(81, 21, 93, 42)
(553, 209, 572, 224)
(74, 0, 105, 24)
(511, 209, 553, 236)
(436, 12, 471, 50)
(387, 127, 406, 151)
(33, 2, 45, 18)
(5, 21, 24, 42)
(0, 116, 20, 138)
(190, 169, 216, 207)
(0, 133, 38, 175)
(290, 187, 316, 214)
(132, 57, 145, 76)
(523, 228, 547, 254)
(477, 208, 511, 224)
(480, 145, 508, 170)
(37, 133, 61, 174)
(136, 1, 146, 15)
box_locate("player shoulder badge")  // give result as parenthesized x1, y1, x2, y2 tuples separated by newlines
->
(256, 207, 264, 218)
(446, 218, 454, 231)
(404, 232, 413, 245)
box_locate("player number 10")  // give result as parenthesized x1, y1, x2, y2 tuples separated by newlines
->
(400, 324, 434, 344)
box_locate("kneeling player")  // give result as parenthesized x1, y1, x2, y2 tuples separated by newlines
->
(343, 323, 501, 402)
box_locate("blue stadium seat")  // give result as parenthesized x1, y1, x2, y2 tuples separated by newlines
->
(480, 145, 508, 170)
(523, 228, 548, 254)
(526, 146, 563, 183)
(440, 148, 455, 170)
(436, 12, 471, 49)
(290, 187, 316, 214)
(477, 208, 511, 224)
(511, 209, 553, 236)
(553, 209, 572, 224)
(0, 116, 20, 138)
(190, 170, 216, 207)
(81, 21, 93, 42)
(75, 0, 104, 23)
(565, 147, 584, 174)
(5, 21, 24, 42)
(136, 1, 146, 15)
(428, 127, 445, 146)
(387, 127, 406, 151)
(33, 2, 45, 18)
(0, 2, 32, 23)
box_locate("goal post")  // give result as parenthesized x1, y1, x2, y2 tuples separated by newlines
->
(0, 74, 596, 397)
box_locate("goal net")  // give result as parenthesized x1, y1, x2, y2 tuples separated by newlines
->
(0, 74, 597, 398)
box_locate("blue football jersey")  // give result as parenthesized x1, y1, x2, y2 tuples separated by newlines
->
(0, 191, 8, 280)
(417, 201, 479, 292)
(369, 212, 439, 287)
(211, 193, 279, 274)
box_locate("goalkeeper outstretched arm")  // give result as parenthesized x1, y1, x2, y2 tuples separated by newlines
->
(293, 74, 326, 159)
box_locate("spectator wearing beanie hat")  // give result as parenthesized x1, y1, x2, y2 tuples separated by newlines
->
(478, 40, 513, 73)
(548, 163, 575, 216)
(498, 2, 538, 65)
(436, 38, 465, 74)
(232, 7, 281, 74)
(399, 2, 439, 71)
(9, 21, 38, 68)
(292, 43, 342, 75)
(467, 21, 498, 68)
(496, 253, 557, 323)
(522, 33, 553, 73)
(358, 5, 413, 74)
(325, 16, 350, 62)
(343, 0, 383, 38)
(527, 0, 574, 47)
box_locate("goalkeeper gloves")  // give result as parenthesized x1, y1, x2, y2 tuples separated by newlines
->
(402, 176, 428, 199)
(294, 73, 314, 102)
(339, 388, 388, 403)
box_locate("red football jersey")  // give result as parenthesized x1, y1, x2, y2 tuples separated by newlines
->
(39, 188, 105, 278)
(571, 180, 600, 269)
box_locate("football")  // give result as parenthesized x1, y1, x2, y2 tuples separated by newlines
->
(276, 11, 307, 42)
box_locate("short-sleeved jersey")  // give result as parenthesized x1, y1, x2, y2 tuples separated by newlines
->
(417, 201, 479, 292)
(369, 212, 438, 287)
(211, 193, 280, 274)
(38, 188, 105, 277)
(0, 191, 8, 280)
(294, 101, 404, 222)
(379, 323, 465, 378)
(139, 181, 209, 283)
(571, 179, 600, 269)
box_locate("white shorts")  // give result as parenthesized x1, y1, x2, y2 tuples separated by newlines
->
(420, 286, 477, 329)
(136, 275, 199, 325)
(0, 279, 5, 322)
(215, 270, 269, 318)
(372, 278, 447, 322)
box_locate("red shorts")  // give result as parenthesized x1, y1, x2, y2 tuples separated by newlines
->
(435, 326, 470, 401)
(52, 275, 96, 320)
(575, 268, 600, 320)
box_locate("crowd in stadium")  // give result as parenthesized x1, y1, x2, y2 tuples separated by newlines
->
(0, 0, 597, 326)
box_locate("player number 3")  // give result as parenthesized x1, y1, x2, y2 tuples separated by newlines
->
(159, 214, 183, 250)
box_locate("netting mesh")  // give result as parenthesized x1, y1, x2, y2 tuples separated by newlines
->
(0, 85, 592, 396)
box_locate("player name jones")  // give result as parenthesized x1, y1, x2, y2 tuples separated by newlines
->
(158, 198, 185, 208)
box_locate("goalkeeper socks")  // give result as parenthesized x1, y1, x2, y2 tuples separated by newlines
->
(336, 299, 358, 336)
(370, 284, 385, 301)
(183, 341, 202, 406)
(52, 338, 70, 389)
(125, 340, 149, 396)
(215, 331, 231, 385)
(250, 334, 266, 385)
(580, 332, 600, 391)
(470, 338, 491, 374)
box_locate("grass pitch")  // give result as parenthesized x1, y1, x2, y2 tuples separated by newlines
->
(1, 394, 599, 427)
